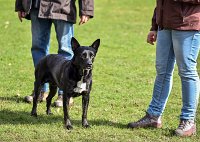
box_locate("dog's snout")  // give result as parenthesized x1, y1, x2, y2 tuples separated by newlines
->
(85, 61, 92, 69)
(87, 63, 92, 67)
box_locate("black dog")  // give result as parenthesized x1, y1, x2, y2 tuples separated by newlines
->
(31, 37, 100, 130)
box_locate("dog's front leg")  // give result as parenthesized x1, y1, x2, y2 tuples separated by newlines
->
(82, 94, 90, 128)
(63, 93, 73, 130)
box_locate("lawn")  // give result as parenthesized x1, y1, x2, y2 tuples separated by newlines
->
(0, 0, 200, 142)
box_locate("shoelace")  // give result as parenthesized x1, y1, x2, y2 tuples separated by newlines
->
(136, 115, 151, 124)
(178, 121, 191, 130)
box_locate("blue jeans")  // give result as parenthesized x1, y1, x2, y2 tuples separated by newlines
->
(30, 9, 74, 94)
(147, 29, 200, 120)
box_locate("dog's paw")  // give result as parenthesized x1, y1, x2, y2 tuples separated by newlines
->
(66, 125, 73, 130)
(82, 119, 90, 128)
(31, 112, 37, 117)
(83, 124, 90, 128)
(46, 110, 53, 115)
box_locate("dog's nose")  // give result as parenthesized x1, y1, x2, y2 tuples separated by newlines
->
(87, 63, 92, 67)
(86, 63, 92, 69)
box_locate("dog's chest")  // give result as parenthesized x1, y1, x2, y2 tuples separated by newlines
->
(73, 79, 87, 93)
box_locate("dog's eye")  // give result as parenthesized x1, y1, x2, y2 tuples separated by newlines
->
(81, 53, 87, 59)
(90, 53, 95, 59)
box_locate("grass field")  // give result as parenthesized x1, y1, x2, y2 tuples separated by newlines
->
(0, 0, 200, 141)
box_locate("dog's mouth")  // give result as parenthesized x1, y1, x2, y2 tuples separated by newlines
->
(83, 64, 93, 70)
(85, 65, 92, 70)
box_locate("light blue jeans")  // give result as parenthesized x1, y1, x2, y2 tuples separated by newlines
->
(30, 9, 74, 94)
(147, 29, 200, 120)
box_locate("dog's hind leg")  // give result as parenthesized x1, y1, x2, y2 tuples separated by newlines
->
(46, 84, 57, 115)
(82, 94, 90, 128)
(31, 81, 41, 117)
(63, 92, 73, 130)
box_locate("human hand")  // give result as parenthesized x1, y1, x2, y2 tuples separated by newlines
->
(147, 31, 157, 45)
(18, 11, 27, 22)
(79, 15, 90, 25)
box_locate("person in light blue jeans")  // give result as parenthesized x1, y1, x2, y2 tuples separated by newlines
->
(147, 30, 200, 120)
(128, 0, 200, 137)
(128, 29, 200, 136)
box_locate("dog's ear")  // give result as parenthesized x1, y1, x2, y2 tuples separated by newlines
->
(71, 37, 80, 51)
(91, 39, 100, 52)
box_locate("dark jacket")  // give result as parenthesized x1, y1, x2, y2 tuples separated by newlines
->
(151, 0, 200, 31)
(15, 0, 94, 24)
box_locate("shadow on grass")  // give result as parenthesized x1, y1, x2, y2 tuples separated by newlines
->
(0, 109, 127, 129)
(162, 128, 176, 137)
(0, 96, 24, 103)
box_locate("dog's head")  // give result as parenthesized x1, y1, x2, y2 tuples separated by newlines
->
(71, 37, 100, 70)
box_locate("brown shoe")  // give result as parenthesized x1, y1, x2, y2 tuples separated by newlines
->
(175, 120, 196, 137)
(24, 91, 48, 103)
(53, 94, 74, 107)
(127, 113, 162, 128)
(24, 94, 33, 103)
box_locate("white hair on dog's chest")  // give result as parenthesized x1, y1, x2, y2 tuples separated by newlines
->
(73, 76, 87, 93)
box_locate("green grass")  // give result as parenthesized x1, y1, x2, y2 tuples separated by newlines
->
(0, 0, 200, 141)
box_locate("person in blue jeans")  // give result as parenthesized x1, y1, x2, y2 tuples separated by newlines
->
(127, 0, 200, 137)
(15, 0, 94, 107)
